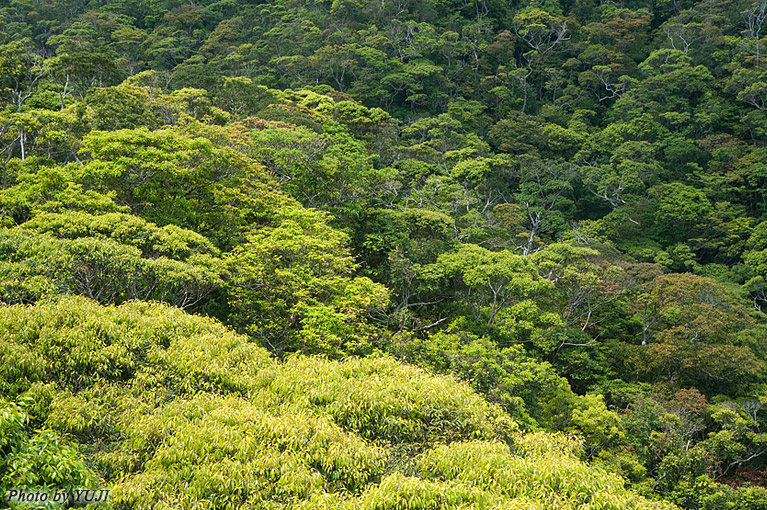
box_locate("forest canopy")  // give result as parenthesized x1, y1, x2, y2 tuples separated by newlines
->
(2, 0, 767, 508)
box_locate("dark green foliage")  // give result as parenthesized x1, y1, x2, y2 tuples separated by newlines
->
(379, 330, 577, 431)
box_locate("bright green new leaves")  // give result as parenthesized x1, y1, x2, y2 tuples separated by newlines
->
(0, 298, 504, 508)
(1, 400, 99, 497)
(0, 296, 271, 400)
(0, 296, 270, 502)
(260, 355, 517, 445)
(300, 437, 677, 509)
(302, 437, 674, 510)
(79, 127, 232, 223)
(567, 393, 625, 459)
(251, 125, 351, 209)
(0, 290, 678, 510)
(415, 438, 675, 510)
(0, 164, 127, 226)
(650, 183, 714, 240)
(0, 161, 229, 310)
(428, 244, 559, 342)
(513, 10, 570, 59)
(111, 395, 390, 507)
(109, 354, 517, 508)
(226, 207, 388, 357)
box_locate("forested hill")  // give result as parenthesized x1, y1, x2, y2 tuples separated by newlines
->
(2, 0, 767, 508)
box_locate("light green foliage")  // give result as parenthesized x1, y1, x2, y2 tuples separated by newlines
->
(400, 114, 489, 164)
(0, 298, 674, 509)
(0, 225, 223, 308)
(259, 355, 518, 445)
(567, 394, 625, 458)
(0, 165, 128, 226)
(0, 165, 229, 310)
(22, 210, 219, 260)
(110, 395, 390, 508)
(649, 183, 713, 240)
(411, 438, 675, 510)
(0, 296, 270, 400)
(4, 1, 767, 507)
(226, 206, 388, 357)
(0, 296, 270, 502)
(84, 85, 162, 131)
(1, 400, 100, 500)
(702, 485, 767, 510)
(120, 433, 675, 510)
(78, 125, 288, 248)
(108, 354, 517, 505)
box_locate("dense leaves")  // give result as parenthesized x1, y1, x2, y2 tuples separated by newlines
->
(3, 0, 767, 508)
(0, 298, 676, 510)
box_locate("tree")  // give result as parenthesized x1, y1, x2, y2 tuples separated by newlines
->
(78, 125, 287, 248)
(0, 213, 225, 310)
(532, 243, 626, 349)
(0, 39, 49, 112)
(512, 9, 570, 112)
(742, 220, 767, 312)
(620, 273, 763, 394)
(744, 0, 767, 69)
(426, 243, 559, 343)
(49, 46, 122, 101)
(512, 156, 577, 255)
(380, 329, 578, 430)
(250, 122, 375, 210)
(225, 207, 388, 357)
(650, 182, 713, 243)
